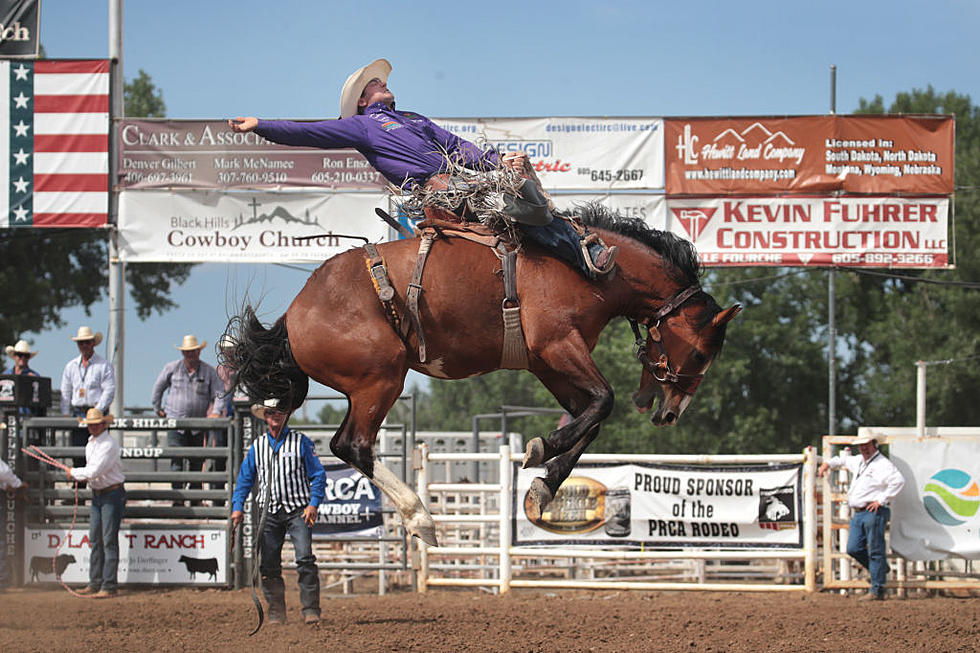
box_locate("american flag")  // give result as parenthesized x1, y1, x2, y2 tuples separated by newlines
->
(1, 59, 109, 228)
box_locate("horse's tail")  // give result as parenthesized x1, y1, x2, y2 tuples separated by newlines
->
(220, 306, 308, 412)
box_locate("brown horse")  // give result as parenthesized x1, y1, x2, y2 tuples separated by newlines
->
(223, 208, 740, 546)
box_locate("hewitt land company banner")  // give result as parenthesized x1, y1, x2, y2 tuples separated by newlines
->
(665, 115, 953, 195)
(514, 463, 803, 548)
(890, 439, 980, 561)
(667, 195, 949, 268)
(118, 190, 387, 262)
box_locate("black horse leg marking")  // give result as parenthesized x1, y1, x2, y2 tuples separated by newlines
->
(525, 364, 613, 468)
(525, 423, 602, 522)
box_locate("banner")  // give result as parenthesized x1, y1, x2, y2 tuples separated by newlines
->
(313, 463, 384, 538)
(433, 117, 664, 190)
(890, 440, 980, 560)
(118, 190, 388, 262)
(665, 115, 953, 195)
(0, 1, 39, 57)
(117, 117, 665, 192)
(1, 59, 109, 228)
(667, 195, 949, 268)
(118, 119, 386, 191)
(514, 463, 802, 547)
(24, 526, 227, 585)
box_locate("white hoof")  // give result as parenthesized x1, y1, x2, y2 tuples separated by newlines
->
(404, 510, 439, 547)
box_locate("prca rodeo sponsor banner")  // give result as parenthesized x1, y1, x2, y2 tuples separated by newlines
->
(118, 190, 388, 262)
(667, 195, 949, 268)
(515, 463, 802, 547)
(434, 117, 664, 191)
(890, 439, 980, 560)
(665, 115, 953, 195)
(24, 526, 227, 585)
(313, 463, 383, 538)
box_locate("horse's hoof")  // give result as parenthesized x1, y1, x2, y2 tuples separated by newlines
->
(405, 511, 439, 547)
(522, 437, 546, 468)
(524, 477, 554, 522)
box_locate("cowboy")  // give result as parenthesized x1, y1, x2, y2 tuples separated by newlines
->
(67, 408, 125, 598)
(151, 335, 225, 506)
(819, 434, 905, 600)
(4, 339, 39, 376)
(60, 326, 116, 468)
(229, 58, 617, 279)
(231, 399, 326, 625)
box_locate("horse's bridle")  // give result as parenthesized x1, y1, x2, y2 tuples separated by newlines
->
(628, 284, 704, 395)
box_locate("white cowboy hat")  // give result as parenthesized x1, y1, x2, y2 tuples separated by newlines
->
(5, 339, 37, 359)
(218, 335, 235, 349)
(339, 58, 391, 119)
(71, 326, 103, 346)
(78, 407, 114, 426)
(851, 434, 877, 446)
(175, 334, 207, 351)
(250, 398, 286, 420)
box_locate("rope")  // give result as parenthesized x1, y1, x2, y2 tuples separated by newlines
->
(20, 446, 94, 598)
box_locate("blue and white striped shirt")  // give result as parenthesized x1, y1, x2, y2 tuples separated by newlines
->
(232, 427, 326, 514)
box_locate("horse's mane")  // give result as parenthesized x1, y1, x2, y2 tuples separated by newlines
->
(567, 203, 702, 285)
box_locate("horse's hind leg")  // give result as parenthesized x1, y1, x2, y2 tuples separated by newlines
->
(330, 380, 438, 547)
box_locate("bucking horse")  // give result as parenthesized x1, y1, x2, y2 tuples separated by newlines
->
(222, 206, 740, 546)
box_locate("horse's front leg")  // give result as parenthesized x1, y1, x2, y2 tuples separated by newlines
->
(523, 341, 614, 469)
(525, 423, 603, 522)
(330, 378, 438, 547)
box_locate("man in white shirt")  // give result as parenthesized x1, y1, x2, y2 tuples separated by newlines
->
(819, 434, 905, 600)
(67, 408, 126, 598)
(0, 460, 25, 590)
(60, 326, 116, 467)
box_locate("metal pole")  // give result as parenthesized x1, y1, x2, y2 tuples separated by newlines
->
(916, 360, 927, 438)
(108, 0, 125, 418)
(827, 65, 837, 437)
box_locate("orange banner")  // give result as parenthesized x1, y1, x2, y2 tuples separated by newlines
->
(665, 115, 953, 195)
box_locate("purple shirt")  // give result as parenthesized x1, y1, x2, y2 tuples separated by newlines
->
(255, 102, 499, 188)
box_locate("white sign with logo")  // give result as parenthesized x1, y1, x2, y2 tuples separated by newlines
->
(119, 190, 389, 262)
(515, 463, 802, 547)
(890, 439, 980, 560)
(24, 526, 228, 585)
(433, 117, 665, 191)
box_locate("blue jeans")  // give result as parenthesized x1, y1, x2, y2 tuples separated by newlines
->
(88, 486, 125, 592)
(847, 506, 890, 596)
(260, 508, 320, 618)
(520, 219, 588, 272)
(167, 429, 205, 492)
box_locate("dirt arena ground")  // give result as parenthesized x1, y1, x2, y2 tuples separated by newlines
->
(1, 580, 978, 652)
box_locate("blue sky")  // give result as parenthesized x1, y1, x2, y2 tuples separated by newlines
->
(17, 0, 978, 411)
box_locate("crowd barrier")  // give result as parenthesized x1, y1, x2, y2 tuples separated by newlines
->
(415, 444, 819, 593)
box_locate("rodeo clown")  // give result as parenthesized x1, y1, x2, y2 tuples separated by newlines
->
(229, 58, 617, 279)
(231, 399, 326, 625)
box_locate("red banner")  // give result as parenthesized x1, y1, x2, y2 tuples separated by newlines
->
(665, 115, 953, 195)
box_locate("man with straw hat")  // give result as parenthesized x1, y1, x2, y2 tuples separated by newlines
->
(4, 339, 41, 416)
(4, 339, 39, 376)
(819, 434, 905, 600)
(231, 399, 325, 625)
(67, 408, 125, 598)
(60, 326, 116, 468)
(228, 59, 618, 279)
(151, 335, 225, 506)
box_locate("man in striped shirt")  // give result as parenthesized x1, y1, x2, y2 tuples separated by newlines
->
(231, 399, 326, 625)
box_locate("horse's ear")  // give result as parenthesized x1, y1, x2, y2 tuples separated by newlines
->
(711, 305, 742, 327)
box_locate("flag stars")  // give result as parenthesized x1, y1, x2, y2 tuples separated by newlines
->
(13, 64, 30, 81)
(13, 177, 31, 194)
(12, 149, 31, 166)
(12, 120, 31, 137)
(13, 92, 30, 109)
(12, 206, 30, 222)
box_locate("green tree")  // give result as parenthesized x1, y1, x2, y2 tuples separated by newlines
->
(0, 69, 192, 345)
